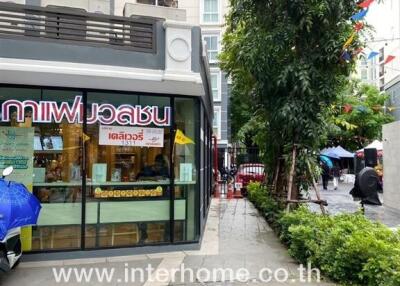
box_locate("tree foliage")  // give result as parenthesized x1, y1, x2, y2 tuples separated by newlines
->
(326, 80, 394, 151)
(220, 0, 365, 196)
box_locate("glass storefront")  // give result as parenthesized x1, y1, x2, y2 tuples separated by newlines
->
(0, 86, 203, 252)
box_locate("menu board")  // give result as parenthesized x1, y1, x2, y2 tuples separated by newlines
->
(0, 127, 34, 186)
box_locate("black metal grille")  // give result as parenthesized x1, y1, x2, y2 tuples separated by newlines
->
(0, 2, 157, 53)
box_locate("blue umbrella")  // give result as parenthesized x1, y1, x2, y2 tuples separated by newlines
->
(319, 155, 333, 169)
(0, 179, 41, 240)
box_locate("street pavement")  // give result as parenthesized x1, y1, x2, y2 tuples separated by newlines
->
(0, 199, 334, 286)
(308, 181, 400, 228)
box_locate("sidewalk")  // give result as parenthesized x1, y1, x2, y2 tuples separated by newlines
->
(309, 182, 400, 229)
(0, 199, 334, 285)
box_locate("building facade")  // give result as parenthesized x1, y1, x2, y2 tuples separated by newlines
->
(111, 0, 232, 165)
(0, 1, 214, 253)
(384, 76, 400, 121)
(355, 0, 400, 91)
(175, 0, 231, 149)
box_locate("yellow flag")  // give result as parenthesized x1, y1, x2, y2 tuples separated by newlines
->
(83, 133, 90, 142)
(175, 129, 194, 145)
(343, 32, 356, 49)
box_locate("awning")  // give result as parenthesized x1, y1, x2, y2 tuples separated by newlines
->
(356, 140, 383, 158)
(321, 146, 354, 159)
(357, 140, 383, 152)
(333, 146, 355, 158)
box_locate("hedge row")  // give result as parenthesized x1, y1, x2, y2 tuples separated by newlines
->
(247, 182, 400, 286)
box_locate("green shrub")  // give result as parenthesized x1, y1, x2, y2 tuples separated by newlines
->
(247, 182, 282, 227)
(246, 182, 400, 286)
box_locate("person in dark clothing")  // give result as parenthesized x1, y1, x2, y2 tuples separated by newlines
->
(137, 154, 169, 180)
(320, 161, 330, 190)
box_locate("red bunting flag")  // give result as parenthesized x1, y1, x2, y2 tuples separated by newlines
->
(384, 55, 396, 64)
(358, 0, 374, 8)
(354, 47, 364, 56)
(343, 104, 353, 113)
(354, 22, 364, 32)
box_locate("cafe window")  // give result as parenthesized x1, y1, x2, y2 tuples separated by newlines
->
(84, 92, 172, 248)
(174, 98, 199, 241)
(0, 87, 202, 251)
(0, 87, 83, 251)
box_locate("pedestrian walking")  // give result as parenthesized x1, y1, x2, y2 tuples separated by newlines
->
(320, 161, 330, 190)
(332, 163, 341, 190)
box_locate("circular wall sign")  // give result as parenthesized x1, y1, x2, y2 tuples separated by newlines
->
(168, 37, 191, 62)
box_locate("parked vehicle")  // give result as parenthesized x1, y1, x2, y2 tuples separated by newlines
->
(0, 167, 22, 272)
(235, 163, 265, 195)
(0, 227, 21, 272)
(0, 166, 41, 273)
(220, 166, 236, 184)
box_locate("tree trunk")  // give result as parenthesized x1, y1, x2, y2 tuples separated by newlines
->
(286, 145, 297, 211)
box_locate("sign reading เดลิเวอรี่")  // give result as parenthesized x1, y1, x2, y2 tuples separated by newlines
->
(99, 125, 164, 148)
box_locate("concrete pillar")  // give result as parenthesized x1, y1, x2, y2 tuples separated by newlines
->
(383, 121, 400, 211)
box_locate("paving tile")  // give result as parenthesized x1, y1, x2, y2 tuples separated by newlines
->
(3, 198, 336, 286)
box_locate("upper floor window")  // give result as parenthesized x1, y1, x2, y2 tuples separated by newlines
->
(137, 0, 178, 7)
(210, 71, 221, 101)
(360, 56, 367, 67)
(203, 34, 219, 63)
(203, 0, 219, 23)
(213, 106, 221, 139)
(361, 69, 368, 81)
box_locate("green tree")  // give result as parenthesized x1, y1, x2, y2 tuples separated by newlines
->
(220, 0, 365, 199)
(326, 80, 394, 151)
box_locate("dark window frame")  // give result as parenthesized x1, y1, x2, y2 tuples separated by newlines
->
(0, 83, 209, 253)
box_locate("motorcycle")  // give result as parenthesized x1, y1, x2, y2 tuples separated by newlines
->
(0, 167, 22, 272)
(220, 165, 238, 184)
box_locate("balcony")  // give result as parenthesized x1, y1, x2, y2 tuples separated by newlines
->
(0, 2, 157, 53)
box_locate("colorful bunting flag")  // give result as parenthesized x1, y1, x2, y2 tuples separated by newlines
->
(343, 104, 353, 113)
(372, 105, 382, 112)
(351, 8, 369, 21)
(358, 0, 374, 8)
(343, 32, 356, 49)
(354, 47, 363, 55)
(354, 22, 364, 32)
(367, 51, 379, 60)
(356, 105, 368, 112)
(384, 55, 396, 64)
(341, 51, 352, 61)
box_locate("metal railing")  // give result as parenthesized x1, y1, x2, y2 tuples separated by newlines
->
(0, 2, 157, 53)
